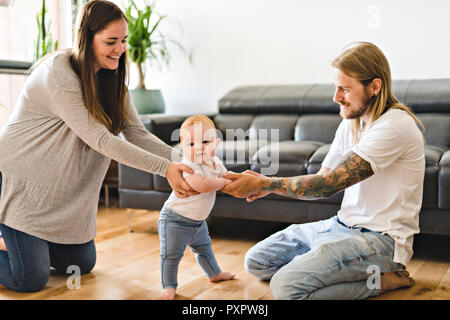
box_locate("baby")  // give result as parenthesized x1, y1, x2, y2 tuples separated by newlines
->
(159, 115, 235, 300)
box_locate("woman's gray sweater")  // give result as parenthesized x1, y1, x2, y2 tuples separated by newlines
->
(0, 50, 175, 244)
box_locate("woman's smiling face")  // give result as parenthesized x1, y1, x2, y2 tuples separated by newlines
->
(92, 18, 128, 73)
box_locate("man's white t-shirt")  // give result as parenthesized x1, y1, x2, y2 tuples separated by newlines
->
(164, 156, 228, 221)
(322, 108, 425, 267)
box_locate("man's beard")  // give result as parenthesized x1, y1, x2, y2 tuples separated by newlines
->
(339, 93, 374, 119)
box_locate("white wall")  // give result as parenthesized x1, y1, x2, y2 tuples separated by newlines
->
(0, 0, 69, 129)
(3, 0, 450, 120)
(131, 0, 450, 115)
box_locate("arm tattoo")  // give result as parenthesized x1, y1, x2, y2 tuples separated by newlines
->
(259, 151, 374, 200)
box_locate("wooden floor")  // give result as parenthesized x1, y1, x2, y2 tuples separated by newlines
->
(0, 207, 449, 300)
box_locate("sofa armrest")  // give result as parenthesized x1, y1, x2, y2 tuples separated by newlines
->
(140, 114, 188, 145)
(306, 144, 331, 174)
(118, 114, 186, 192)
(119, 164, 154, 190)
(439, 149, 450, 209)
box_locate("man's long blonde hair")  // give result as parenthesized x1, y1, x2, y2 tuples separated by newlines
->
(332, 41, 425, 145)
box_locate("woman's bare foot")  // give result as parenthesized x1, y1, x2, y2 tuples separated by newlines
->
(160, 288, 176, 300)
(380, 270, 415, 294)
(0, 238, 6, 251)
(209, 271, 235, 282)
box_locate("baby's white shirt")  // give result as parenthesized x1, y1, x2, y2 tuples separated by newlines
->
(164, 156, 228, 221)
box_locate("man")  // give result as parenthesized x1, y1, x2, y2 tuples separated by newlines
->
(221, 41, 425, 300)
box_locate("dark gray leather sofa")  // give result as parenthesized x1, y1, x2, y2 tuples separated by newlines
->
(119, 79, 450, 236)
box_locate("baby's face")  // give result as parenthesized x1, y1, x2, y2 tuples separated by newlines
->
(180, 121, 220, 164)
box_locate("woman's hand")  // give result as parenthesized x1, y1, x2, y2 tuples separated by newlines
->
(166, 162, 200, 198)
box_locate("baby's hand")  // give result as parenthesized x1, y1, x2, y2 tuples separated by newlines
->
(223, 178, 233, 185)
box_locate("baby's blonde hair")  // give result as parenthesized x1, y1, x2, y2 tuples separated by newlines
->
(180, 115, 217, 142)
(181, 115, 216, 130)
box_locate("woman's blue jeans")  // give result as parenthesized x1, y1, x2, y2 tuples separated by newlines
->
(245, 215, 405, 300)
(158, 206, 221, 289)
(0, 172, 96, 292)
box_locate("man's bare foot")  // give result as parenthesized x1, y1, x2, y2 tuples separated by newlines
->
(209, 271, 235, 282)
(0, 238, 6, 251)
(160, 288, 176, 300)
(380, 270, 415, 294)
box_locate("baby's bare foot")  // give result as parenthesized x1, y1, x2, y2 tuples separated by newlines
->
(380, 270, 415, 294)
(0, 238, 6, 251)
(160, 288, 176, 300)
(209, 271, 235, 282)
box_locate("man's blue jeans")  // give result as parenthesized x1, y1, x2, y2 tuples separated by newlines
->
(0, 172, 96, 292)
(245, 215, 405, 300)
(158, 206, 221, 289)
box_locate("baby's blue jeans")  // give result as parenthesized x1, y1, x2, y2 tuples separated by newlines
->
(158, 206, 221, 289)
(245, 215, 405, 300)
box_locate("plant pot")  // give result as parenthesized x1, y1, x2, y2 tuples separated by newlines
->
(129, 89, 165, 114)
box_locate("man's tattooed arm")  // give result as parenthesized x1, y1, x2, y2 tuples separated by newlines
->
(259, 152, 374, 200)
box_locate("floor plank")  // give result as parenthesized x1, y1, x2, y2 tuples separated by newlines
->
(432, 266, 450, 300)
(0, 207, 448, 300)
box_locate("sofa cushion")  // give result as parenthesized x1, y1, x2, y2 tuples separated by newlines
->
(248, 114, 298, 141)
(302, 84, 339, 113)
(426, 145, 446, 166)
(213, 114, 254, 140)
(153, 174, 172, 192)
(250, 163, 307, 177)
(422, 146, 446, 209)
(216, 139, 267, 169)
(251, 141, 323, 175)
(218, 85, 314, 114)
(418, 113, 450, 148)
(218, 84, 339, 114)
(391, 80, 412, 103)
(404, 79, 450, 113)
(295, 115, 341, 143)
(307, 144, 331, 174)
(439, 150, 450, 210)
(118, 164, 153, 190)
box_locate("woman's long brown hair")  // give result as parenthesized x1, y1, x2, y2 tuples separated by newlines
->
(70, 0, 130, 135)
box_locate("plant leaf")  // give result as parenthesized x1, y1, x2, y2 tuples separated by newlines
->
(124, 0, 186, 88)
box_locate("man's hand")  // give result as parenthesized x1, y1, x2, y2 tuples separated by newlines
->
(221, 170, 270, 199)
(241, 170, 271, 202)
(166, 162, 200, 198)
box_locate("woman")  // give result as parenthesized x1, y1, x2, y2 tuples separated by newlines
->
(0, 0, 195, 292)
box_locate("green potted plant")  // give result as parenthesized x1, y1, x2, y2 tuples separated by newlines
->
(35, 0, 58, 61)
(124, 0, 184, 114)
